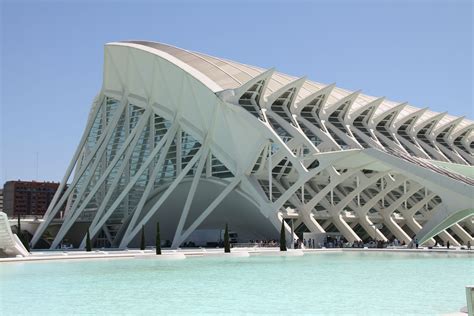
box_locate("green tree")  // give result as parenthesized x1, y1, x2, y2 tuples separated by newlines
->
(156, 221, 161, 255)
(17, 216, 29, 251)
(280, 221, 287, 251)
(140, 225, 146, 250)
(24, 232, 30, 252)
(17, 216, 21, 235)
(17, 216, 22, 243)
(86, 229, 92, 252)
(224, 223, 231, 253)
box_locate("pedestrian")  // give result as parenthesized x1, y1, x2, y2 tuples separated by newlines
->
(447, 240, 450, 249)
(415, 238, 419, 249)
(468, 240, 471, 250)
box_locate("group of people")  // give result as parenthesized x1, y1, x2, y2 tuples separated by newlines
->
(432, 239, 471, 250)
(322, 237, 346, 248)
(339, 238, 410, 248)
(296, 236, 347, 249)
(248, 239, 279, 247)
(346, 239, 392, 248)
(302, 238, 318, 248)
(184, 237, 472, 250)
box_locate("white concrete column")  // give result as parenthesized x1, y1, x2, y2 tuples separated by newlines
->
(449, 224, 473, 246)
(332, 214, 361, 243)
(360, 216, 387, 242)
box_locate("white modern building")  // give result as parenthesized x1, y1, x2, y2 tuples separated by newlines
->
(31, 41, 473, 249)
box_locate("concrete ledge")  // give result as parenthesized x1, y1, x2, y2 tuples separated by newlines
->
(134, 253, 186, 260)
(201, 251, 250, 258)
(253, 249, 304, 257)
(1, 247, 472, 263)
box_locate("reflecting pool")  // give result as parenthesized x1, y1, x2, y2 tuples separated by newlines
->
(1, 252, 472, 315)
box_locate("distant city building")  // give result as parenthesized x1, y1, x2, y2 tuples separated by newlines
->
(3, 181, 63, 218)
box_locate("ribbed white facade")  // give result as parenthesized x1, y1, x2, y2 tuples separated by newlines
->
(31, 41, 473, 249)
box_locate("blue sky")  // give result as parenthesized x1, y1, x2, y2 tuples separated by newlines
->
(0, 0, 472, 185)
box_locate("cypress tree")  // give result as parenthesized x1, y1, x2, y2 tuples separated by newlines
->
(86, 229, 92, 252)
(224, 223, 231, 253)
(17, 216, 22, 243)
(17, 216, 29, 251)
(156, 221, 161, 255)
(280, 221, 287, 251)
(140, 225, 146, 250)
(24, 232, 30, 252)
(17, 216, 21, 235)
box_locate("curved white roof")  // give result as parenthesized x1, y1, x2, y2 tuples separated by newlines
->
(120, 40, 472, 129)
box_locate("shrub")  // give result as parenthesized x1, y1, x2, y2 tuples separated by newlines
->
(224, 223, 230, 253)
(17, 216, 29, 251)
(140, 225, 145, 250)
(156, 222, 161, 255)
(280, 221, 287, 251)
(86, 229, 92, 252)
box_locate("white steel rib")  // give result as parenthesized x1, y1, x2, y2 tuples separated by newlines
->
(31, 41, 473, 249)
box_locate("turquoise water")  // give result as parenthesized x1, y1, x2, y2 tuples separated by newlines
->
(0, 252, 472, 315)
